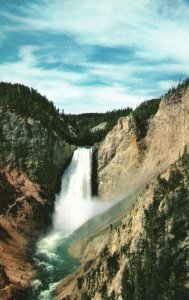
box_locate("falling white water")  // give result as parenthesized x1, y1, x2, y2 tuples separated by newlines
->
(53, 147, 109, 235)
(33, 147, 113, 300)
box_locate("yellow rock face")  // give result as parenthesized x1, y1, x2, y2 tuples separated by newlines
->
(97, 87, 189, 201)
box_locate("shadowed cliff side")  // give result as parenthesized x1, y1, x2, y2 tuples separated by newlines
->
(0, 83, 76, 299)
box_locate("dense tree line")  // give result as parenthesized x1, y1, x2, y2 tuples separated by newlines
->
(165, 78, 189, 97)
(64, 108, 132, 146)
(2, 79, 188, 146)
(0, 82, 67, 139)
(0, 82, 161, 146)
(132, 98, 161, 139)
(0, 82, 133, 145)
(68, 98, 161, 145)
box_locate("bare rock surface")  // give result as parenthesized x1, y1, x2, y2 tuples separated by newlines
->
(55, 83, 189, 300)
(0, 110, 75, 298)
(55, 158, 189, 299)
(97, 87, 189, 201)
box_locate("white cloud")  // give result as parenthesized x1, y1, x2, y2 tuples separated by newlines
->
(0, 43, 188, 113)
(0, 45, 151, 113)
(1, 0, 189, 112)
(3, 0, 188, 64)
(158, 80, 179, 91)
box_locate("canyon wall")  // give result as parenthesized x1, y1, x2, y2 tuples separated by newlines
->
(97, 85, 189, 201)
(0, 109, 75, 195)
(0, 109, 75, 298)
(55, 82, 189, 300)
(56, 155, 189, 300)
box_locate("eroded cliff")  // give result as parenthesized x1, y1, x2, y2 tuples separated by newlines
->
(97, 83, 189, 201)
(55, 154, 189, 300)
(0, 85, 76, 298)
(55, 80, 189, 300)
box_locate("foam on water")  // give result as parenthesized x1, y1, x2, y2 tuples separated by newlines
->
(31, 148, 112, 299)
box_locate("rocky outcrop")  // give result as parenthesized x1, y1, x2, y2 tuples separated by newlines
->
(55, 82, 189, 300)
(0, 167, 42, 299)
(97, 85, 189, 201)
(91, 122, 107, 133)
(97, 114, 139, 201)
(55, 155, 189, 299)
(0, 109, 75, 196)
(0, 109, 75, 297)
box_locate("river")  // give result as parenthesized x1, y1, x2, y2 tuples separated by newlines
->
(29, 147, 109, 299)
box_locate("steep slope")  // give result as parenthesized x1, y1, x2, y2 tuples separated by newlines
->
(0, 83, 75, 298)
(55, 80, 189, 300)
(55, 154, 189, 300)
(0, 109, 75, 200)
(97, 81, 189, 201)
(65, 108, 132, 146)
(0, 169, 44, 299)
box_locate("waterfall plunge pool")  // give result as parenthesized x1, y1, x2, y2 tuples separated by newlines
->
(29, 233, 79, 299)
(28, 147, 111, 299)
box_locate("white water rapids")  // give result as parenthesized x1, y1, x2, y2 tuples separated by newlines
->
(31, 147, 112, 299)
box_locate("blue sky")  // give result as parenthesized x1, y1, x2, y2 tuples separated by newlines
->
(0, 0, 189, 113)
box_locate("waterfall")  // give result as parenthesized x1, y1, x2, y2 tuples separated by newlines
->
(31, 147, 111, 300)
(53, 147, 93, 235)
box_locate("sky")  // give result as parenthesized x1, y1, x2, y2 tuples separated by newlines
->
(0, 0, 189, 113)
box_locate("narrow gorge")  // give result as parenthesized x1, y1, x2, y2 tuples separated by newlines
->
(0, 83, 76, 299)
(30, 147, 111, 299)
(55, 80, 189, 299)
(0, 80, 189, 300)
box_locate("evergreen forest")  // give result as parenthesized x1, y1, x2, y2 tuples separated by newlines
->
(0, 81, 165, 146)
